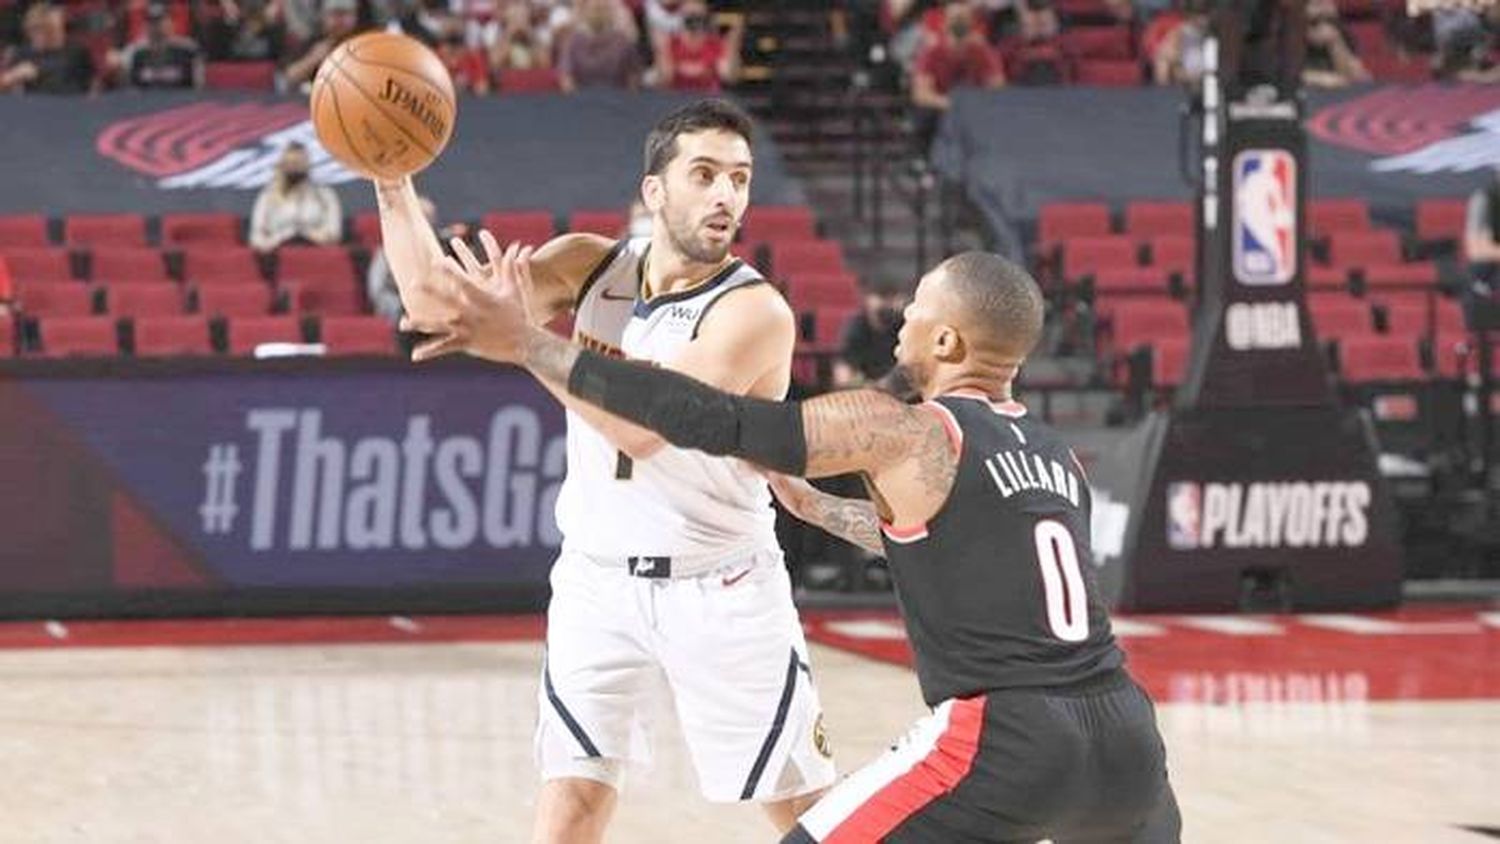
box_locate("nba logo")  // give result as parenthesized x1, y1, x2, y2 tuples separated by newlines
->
(1232, 149, 1297, 286)
(1166, 482, 1201, 550)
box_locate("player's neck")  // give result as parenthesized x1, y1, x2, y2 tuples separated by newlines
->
(641, 243, 733, 299)
(928, 371, 1014, 403)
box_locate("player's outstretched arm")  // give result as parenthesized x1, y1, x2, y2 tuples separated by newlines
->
(766, 474, 883, 555)
(404, 239, 957, 523)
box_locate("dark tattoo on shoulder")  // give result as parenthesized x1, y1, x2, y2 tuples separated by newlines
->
(803, 392, 959, 500)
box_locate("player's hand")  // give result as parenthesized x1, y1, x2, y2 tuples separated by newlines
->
(403, 230, 534, 364)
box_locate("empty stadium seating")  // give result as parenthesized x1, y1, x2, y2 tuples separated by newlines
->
(227, 316, 303, 355)
(320, 316, 399, 356)
(133, 315, 212, 357)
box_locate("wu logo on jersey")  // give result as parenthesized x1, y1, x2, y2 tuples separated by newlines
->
(1232, 149, 1297, 286)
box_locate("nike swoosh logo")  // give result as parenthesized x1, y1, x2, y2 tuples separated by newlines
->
(721, 568, 753, 588)
(599, 289, 635, 301)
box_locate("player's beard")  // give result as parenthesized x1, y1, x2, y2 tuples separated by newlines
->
(661, 191, 734, 265)
(882, 362, 927, 401)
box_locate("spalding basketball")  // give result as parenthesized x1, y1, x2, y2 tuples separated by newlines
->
(310, 31, 456, 181)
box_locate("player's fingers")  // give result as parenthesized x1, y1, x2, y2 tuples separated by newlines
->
(478, 229, 505, 269)
(450, 236, 484, 277)
(412, 333, 463, 362)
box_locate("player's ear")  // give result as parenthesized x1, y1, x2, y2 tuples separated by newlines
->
(933, 324, 964, 362)
(641, 175, 664, 214)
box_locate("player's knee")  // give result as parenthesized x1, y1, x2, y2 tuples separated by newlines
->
(534, 764, 623, 843)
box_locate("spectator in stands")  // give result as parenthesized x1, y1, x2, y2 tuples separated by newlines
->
(559, 0, 641, 91)
(1434, 22, 1500, 83)
(202, 0, 288, 63)
(116, 3, 203, 89)
(834, 284, 909, 388)
(1302, 0, 1367, 89)
(434, 14, 491, 92)
(1150, 0, 1207, 88)
(282, 0, 362, 90)
(657, 0, 742, 92)
(0, 3, 95, 95)
(380, 0, 440, 46)
(910, 1, 1004, 150)
(488, 0, 553, 73)
(1466, 166, 1500, 289)
(1018, 0, 1060, 43)
(249, 142, 343, 252)
(645, 0, 688, 40)
(280, 0, 321, 44)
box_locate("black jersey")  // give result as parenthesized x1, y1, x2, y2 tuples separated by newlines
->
(881, 393, 1124, 706)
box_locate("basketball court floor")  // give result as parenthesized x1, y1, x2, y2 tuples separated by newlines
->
(0, 607, 1494, 843)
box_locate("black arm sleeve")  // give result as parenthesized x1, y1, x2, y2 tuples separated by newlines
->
(567, 349, 808, 475)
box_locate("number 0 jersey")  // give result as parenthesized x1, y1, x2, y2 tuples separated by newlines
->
(553, 237, 781, 561)
(882, 394, 1124, 706)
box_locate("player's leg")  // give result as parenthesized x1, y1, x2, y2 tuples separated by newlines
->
(657, 550, 837, 831)
(532, 552, 661, 843)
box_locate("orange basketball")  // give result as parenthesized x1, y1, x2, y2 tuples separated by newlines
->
(310, 31, 456, 181)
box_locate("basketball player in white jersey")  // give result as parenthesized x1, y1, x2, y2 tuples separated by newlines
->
(372, 99, 835, 842)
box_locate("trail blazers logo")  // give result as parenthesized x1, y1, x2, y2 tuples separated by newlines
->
(97, 102, 357, 190)
(1308, 84, 1500, 174)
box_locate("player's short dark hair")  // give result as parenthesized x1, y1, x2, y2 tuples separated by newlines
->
(643, 99, 755, 176)
(939, 251, 1045, 359)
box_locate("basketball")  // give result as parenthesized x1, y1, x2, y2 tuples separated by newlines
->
(310, 31, 456, 181)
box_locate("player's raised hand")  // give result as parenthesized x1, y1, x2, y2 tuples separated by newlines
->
(404, 238, 535, 364)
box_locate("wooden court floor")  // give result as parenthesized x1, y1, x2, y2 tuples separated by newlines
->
(0, 611, 1494, 843)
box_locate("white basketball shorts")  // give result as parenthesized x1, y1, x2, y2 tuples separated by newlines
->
(535, 546, 837, 803)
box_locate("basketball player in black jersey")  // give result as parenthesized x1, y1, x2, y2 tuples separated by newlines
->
(406, 243, 1181, 843)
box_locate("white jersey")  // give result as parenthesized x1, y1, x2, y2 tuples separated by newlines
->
(553, 237, 781, 563)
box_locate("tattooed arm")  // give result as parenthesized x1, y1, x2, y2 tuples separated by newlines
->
(767, 474, 883, 555)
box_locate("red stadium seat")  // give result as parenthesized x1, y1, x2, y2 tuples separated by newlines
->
(1431, 330, 1472, 378)
(38, 316, 118, 357)
(182, 247, 264, 285)
(1327, 230, 1402, 268)
(1339, 335, 1423, 382)
(203, 61, 276, 91)
(802, 307, 856, 352)
(1147, 235, 1195, 274)
(785, 272, 860, 310)
(0, 215, 50, 247)
(282, 278, 364, 315)
(0, 312, 13, 357)
(161, 213, 240, 246)
(1415, 198, 1467, 246)
(14, 280, 93, 317)
(64, 214, 147, 248)
(1308, 199, 1371, 239)
(227, 316, 303, 355)
(499, 67, 561, 93)
(1126, 203, 1193, 239)
(567, 209, 627, 237)
(1037, 202, 1112, 252)
(194, 284, 274, 317)
(277, 246, 355, 285)
(89, 248, 172, 284)
(353, 211, 383, 246)
(1007, 42, 1067, 84)
(1, 248, 74, 283)
(481, 211, 557, 246)
(1107, 300, 1189, 351)
(1381, 295, 1465, 337)
(1362, 262, 1438, 288)
(1150, 337, 1191, 386)
(1072, 59, 1141, 86)
(1060, 26, 1134, 60)
(133, 315, 212, 357)
(320, 316, 399, 356)
(1309, 299, 1373, 340)
(772, 239, 848, 278)
(105, 283, 184, 317)
(1093, 267, 1169, 295)
(741, 206, 818, 243)
(1306, 265, 1348, 290)
(1062, 236, 1138, 279)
